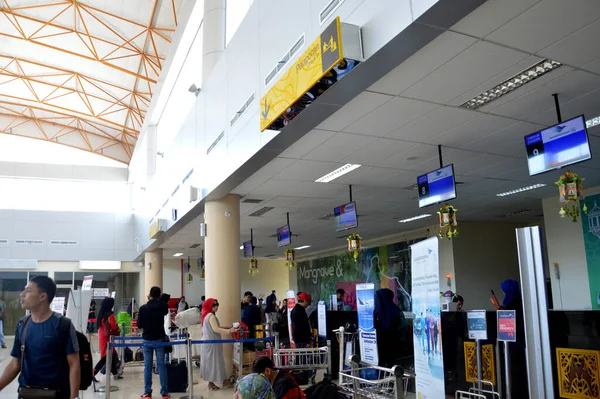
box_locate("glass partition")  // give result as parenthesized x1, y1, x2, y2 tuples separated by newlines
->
(0, 272, 27, 335)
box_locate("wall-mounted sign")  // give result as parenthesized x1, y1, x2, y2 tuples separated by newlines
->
(92, 288, 110, 298)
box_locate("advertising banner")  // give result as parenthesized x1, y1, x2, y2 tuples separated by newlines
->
(356, 283, 378, 365)
(497, 310, 516, 342)
(317, 301, 327, 337)
(286, 290, 296, 346)
(411, 237, 444, 399)
(467, 310, 488, 340)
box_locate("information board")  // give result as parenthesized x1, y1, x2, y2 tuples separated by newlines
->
(497, 310, 516, 342)
(356, 283, 378, 365)
(467, 310, 488, 340)
(51, 297, 65, 314)
(82, 275, 93, 291)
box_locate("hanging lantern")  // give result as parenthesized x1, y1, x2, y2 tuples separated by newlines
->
(438, 203, 458, 239)
(347, 233, 362, 261)
(556, 171, 587, 222)
(249, 257, 259, 276)
(186, 273, 193, 284)
(284, 247, 296, 269)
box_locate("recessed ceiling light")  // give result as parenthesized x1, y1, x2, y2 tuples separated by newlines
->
(496, 183, 546, 197)
(315, 164, 361, 183)
(461, 59, 562, 109)
(398, 214, 431, 223)
(173, 253, 183, 257)
(239, 245, 244, 250)
(295, 245, 311, 250)
(587, 115, 600, 129)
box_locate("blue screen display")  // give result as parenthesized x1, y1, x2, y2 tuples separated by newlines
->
(524, 115, 591, 175)
(334, 202, 358, 232)
(277, 225, 291, 247)
(417, 164, 457, 208)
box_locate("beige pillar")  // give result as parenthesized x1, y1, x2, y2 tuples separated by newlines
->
(205, 194, 241, 375)
(144, 248, 163, 298)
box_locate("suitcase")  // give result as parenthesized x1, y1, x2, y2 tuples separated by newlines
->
(166, 360, 188, 392)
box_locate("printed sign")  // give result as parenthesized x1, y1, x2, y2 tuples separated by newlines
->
(467, 310, 488, 340)
(497, 310, 516, 342)
(317, 301, 327, 337)
(92, 288, 110, 298)
(411, 237, 445, 399)
(51, 297, 65, 314)
(286, 290, 296, 346)
(82, 275, 93, 291)
(260, 17, 343, 131)
(356, 283, 378, 365)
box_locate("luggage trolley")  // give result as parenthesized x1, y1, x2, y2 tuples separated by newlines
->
(272, 335, 332, 377)
(338, 355, 405, 399)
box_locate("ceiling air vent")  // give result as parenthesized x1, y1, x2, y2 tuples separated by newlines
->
(319, 213, 335, 220)
(497, 209, 532, 218)
(49, 240, 78, 245)
(403, 183, 418, 191)
(242, 198, 264, 204)
(0, 239, 8, 244)
(231, 93, 255, 127)
(249, 207, 275, 217)
(189, 244, 201, 249)
(15, 239, 43, 245)
(207, 131, 224, 155)
(264, 34, 306, 87)
(320, 0, 345, 25)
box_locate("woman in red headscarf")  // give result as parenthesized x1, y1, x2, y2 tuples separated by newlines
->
(200, 298, 237, 390)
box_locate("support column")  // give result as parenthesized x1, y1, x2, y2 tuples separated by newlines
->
(144, 249, 164, 298)
(202, 0, 226, 86)
(205, 194, 241, 375)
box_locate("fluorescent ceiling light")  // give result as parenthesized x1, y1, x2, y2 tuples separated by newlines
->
(462, 59, 562, 109)
(80, 261, 121, 270)
(398, 214, 431, 223)
(587, 115, 600, 129)
(315, 164, 361, 183)
(173, 253, 184, 257)
(496, 183, 546, 197)
(295, 245, 311, 250)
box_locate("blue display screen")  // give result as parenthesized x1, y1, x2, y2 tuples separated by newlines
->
(334, 202, 358, 232)
(243, 240, 253, 258)
(417, 164, 457, 208)
(524, 115, 591, 175)
(277, 225, 291, 247)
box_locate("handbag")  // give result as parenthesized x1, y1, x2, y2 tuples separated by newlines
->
(18, 318, 59, 399)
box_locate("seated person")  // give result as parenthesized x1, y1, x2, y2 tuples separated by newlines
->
(253, 356, 306, 399)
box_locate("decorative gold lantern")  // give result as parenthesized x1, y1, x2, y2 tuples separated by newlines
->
(249, 257, 259, 275)
(186, 273, 193, 284)
(347, 233, 362, 261)
(438, 203, 458, 239)
(284, 247, 296, 269)
(556, 171, 587, 222)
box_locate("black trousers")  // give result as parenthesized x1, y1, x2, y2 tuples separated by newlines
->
(94, 350, 120, 376)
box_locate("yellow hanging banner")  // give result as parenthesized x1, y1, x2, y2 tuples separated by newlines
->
(260, 17, 343, 132)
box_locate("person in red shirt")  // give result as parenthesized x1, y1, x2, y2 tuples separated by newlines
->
(93, 297, 122, 381)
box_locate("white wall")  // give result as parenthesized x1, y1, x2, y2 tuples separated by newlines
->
(161, 259, 206, 306)
(452, 222, 523, 311)
(238, 258, 293, 300)
(542, 196, 592, 310)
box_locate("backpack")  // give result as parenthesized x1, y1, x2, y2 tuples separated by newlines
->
(19, 315, 94, 391)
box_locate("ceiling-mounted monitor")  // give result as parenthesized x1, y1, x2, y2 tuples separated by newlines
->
(276, 225, 291, 248)
(242, 240, 253, 258)
(417, 164, 457, 208)
(334, 202, 358, 232)
(524, 115, 591, 176)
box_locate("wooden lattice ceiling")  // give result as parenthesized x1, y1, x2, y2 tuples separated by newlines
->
(0, 0, 182, 163)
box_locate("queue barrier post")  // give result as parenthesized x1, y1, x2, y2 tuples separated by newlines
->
(99, 336, 119, 396)
(180, 338, 202, 399)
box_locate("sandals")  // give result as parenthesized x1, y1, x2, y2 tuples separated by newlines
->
(208, 384, 220, 391)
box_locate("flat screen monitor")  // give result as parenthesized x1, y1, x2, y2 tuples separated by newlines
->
(524, 115, 591, 175)
(277, 225, 291, 247)
(417, 164, 457, 208)
(334, 202, 358, 232)
(242, 240, 253, 258)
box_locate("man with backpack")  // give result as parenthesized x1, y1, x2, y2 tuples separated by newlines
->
(0, 276, 81, 399)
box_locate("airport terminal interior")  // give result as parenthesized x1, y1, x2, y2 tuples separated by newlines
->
(1, 0, 600, 398)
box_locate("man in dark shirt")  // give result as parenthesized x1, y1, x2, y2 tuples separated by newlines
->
(138, 286, 169, 399)
(291, 293, 312, 346)
(265, 290, 277, 313)
(241, 291, 253, 310)
(0, 276, 80, 399)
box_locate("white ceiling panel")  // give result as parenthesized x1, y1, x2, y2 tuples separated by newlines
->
(451, 0, 542, 38)
(538, 19, 600, 68)
(271, 159, 339, 182)
(401, 41, 530, 104)
(279, 130, 337, 159)
(332, 166, 400, 186)
(261, 196, 305, 208)
(368, 31, 479, 96)
(282, 181, 349, 199)
(380, 143, 439, 170)
(462, 121, 543, 154)
(316, 92, 394, 131)
(342, 138, 420, 167)
(426, 113, 519, 147)
(486, 0, 600, 53)
(583, 58, 600, 75)
(302, 133, 378, 162)
(386, 105, 479, 142)
(342, 97, 441, 136)
(248, 179, 300, 197)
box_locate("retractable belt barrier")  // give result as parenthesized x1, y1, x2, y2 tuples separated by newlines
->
(190, 337, 274, 345)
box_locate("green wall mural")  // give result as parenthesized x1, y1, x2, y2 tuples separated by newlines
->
(581, 194, 600, 308)
(296, 238, 426, 312)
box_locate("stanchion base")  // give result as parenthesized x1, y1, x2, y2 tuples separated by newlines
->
(192, 380, 199, 385)
(180, 395, 203, 399)
(97, 386, 119, 393)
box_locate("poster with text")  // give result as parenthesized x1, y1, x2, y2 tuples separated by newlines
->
(356, 283, 378, 365)
(411, 237, 444, 399)
(51, 297, 65, 314)
(82, 275, 93, 291)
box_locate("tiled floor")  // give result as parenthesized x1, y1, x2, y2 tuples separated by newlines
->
(0, 337, 419, 399)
